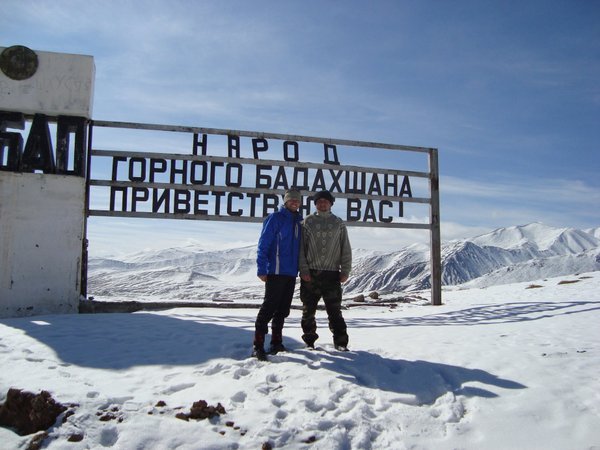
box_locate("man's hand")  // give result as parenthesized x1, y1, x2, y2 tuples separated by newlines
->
(301, 274, 311, 282)
(258, 275, 267, 282)
(340, 274, 349, 283)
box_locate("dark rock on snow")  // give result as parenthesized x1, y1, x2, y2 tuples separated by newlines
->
(0, 388, 67, 436)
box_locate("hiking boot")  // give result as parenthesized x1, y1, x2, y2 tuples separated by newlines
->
(302, 332, 318, 349)
(334, 344, 349, 352)
(269, 342, 286, 354)
(252, 346, 268, 361)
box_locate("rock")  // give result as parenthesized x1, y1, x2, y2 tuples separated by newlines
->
(67, 433, 84, 442)
(352, 294, 365, 302)
(0, 388, 67, 436)
(176, 400, 226, 421)
(175, 412, 189, 421)
(189, 400, 225, 420)
(368, 291, 379, 300)
(26, 431, 48, 450)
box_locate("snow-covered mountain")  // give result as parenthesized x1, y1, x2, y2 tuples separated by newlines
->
(88, 245, 263, 302)
(344, 223, 600, 293)
(87, 223, 600, 302)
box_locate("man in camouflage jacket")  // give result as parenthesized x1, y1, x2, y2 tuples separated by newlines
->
(299, 190, 352, 351)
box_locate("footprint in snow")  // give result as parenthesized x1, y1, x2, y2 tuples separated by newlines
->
(275, 409, 288, 419)
(99, 425, 119, 447)
(160, 382, 195, 395)
(541, 351, 569, 358)
(266, 373, 280, 383)
(231, 391, 246, 403)
(233, 367, 250, 379)
(203, 363, 226, 375)
(271, 398, 286, 407)
(25, 356, 45, 363)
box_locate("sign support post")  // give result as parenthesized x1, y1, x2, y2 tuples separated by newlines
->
(429, 149, 442, 305)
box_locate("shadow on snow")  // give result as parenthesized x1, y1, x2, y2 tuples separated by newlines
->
(1, 311, 525, 405)
(280, 348, 526, 405)
(344, 300, 600, 328)
(1, 312, 253, 369)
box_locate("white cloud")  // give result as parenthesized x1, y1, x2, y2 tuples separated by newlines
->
(440, 174, 600, 229)
(443, 175, 600, 205)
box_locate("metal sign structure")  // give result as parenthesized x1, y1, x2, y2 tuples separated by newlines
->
(86, 120, 442, 305)
(0, 45, 441, 309)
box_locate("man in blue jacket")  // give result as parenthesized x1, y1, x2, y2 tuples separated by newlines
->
(253, 189, 303, 360)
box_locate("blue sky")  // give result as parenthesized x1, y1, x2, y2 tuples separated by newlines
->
(2, 0, 599, 254)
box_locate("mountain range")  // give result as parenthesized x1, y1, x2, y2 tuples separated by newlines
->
(87, 223, 600, 303)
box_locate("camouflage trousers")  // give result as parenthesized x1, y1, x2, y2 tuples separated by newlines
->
(300, 270, 348, 348)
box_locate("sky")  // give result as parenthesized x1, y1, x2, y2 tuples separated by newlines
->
(1, 271, 599, 448)
(2, 0, 599, 255)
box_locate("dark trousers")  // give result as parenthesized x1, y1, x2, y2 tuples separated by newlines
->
(300, 270, 348, 347)
(254, 275, 296, 346)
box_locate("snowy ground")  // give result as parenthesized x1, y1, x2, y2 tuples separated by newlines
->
(1, 272, 600, 449)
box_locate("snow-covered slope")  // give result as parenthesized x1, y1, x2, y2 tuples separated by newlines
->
(471, 223, 599, 254)
(88, 245, 263, 302)
(585, 226, 600, 239)
(87, 223, 600, 301)
(3, 272, 600, 449)
(347, 223, 600, 293)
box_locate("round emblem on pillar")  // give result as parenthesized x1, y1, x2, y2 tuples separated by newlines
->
(0, 45, 39, 80)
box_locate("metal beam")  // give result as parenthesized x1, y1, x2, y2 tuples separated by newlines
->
(429, 149, 442, 305)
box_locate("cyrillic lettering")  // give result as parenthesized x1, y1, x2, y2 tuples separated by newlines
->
(256, 165, 272, 188)
(128, 157, 146, 182)
(323, 144, 340, 165)
(228, 135, 240, 158)
(283, 141, 299, 161)
(252, 138, 268, 159)
(131, 187, 149, 211)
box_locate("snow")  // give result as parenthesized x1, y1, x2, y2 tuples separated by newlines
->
(470, 222, 599, 253)
(585, 227, 600, 240)
(2, 272, 600, 449)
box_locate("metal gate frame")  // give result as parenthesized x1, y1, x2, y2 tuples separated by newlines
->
(85, 120, 442, 305)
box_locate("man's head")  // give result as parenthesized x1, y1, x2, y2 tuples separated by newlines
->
(313, 190, 334, 212)
(283, 189, 302, 212)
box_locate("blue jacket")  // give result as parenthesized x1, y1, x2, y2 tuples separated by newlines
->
(257, 206, 302, 277)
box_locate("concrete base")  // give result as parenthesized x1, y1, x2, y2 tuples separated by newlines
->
(0, 172, 85, 318)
